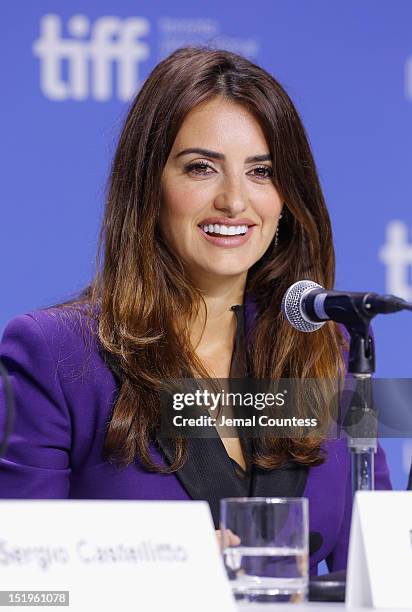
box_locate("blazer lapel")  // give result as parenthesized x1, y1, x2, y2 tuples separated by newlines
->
(250, 460, 309, 499)
(156, 435, 248, 528)
(250, 462, 323, 556)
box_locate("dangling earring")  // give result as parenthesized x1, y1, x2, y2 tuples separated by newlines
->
(274, 212, 283, 249)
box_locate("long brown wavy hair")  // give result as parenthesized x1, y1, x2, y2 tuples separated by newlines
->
(71, 46, 346, 472)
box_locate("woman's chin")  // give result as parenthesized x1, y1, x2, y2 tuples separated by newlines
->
(193, 265, 250, 280)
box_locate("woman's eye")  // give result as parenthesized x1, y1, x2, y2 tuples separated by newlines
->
(250, 166, 273, 179)
(186, 161, 214, 175)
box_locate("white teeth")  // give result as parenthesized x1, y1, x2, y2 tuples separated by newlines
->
(200, 224, 249, 236)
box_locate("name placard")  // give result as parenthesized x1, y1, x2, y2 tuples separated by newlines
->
(346, 491, 412, 609)
(0, 500, 236, 612)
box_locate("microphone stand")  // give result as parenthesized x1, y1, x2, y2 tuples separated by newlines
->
(341, 315, 377, 495)
(285, 283, 412, 494)
(312, 290, 412, 493)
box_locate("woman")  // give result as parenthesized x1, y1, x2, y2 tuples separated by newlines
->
(0, 47, 390, 575)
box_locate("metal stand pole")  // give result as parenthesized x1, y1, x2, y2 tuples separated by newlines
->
(347, 373, 377, 493)
(343, 325, 377, 495)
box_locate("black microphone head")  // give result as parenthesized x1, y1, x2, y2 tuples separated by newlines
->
(281, 280, 326, 332)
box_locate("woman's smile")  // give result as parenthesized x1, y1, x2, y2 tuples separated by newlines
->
(197, 223, 256, 248)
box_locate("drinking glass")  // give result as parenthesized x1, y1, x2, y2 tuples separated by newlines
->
(220, 497, 308, 603)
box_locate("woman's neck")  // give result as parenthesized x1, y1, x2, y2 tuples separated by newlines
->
(189, 279, 245, 352)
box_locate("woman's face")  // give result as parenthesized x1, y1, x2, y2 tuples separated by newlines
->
(160, 97, 283, 285)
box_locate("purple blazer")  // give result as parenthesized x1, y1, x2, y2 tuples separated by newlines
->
(0, 297, 391, 575)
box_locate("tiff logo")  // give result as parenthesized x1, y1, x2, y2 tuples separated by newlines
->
(379, 221, 412, 301)
(33, 14, 150, 101)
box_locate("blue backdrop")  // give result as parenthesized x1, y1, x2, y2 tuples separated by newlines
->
(1, 1, 411, 489)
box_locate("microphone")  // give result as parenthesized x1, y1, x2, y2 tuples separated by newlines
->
(281, 280, 412, 332)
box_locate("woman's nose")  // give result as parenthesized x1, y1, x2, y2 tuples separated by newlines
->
(213, 177, 248, 216)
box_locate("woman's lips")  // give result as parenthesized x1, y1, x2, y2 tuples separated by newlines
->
(197, 225, 255, 248)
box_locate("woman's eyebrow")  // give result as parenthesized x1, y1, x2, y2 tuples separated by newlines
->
(174, 147, 272, 163)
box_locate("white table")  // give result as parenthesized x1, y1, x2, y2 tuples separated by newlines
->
(236, 604, 408, 611)
(237, 604, 342, 611)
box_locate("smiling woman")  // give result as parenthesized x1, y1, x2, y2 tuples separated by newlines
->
(0, 46, 391, 576)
